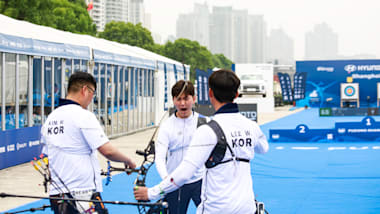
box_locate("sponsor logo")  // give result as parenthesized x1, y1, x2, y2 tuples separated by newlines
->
(0, 147, 5, 153)
(317, 66, 334, 72)
(327, 133, 333, 140)
(345, 64, 380, 74)
(309, 90, 319, 98)
(352, 74, 380, 80)
(344, 64, 356, 73)
(240, 111, 257, 121)
(29, 140, 40, 147)
(338, 128, 346, 134)
(7, 144, 15, 152)
(17, 142, 27, 150)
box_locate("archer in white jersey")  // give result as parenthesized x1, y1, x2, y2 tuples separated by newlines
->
(155, 80, 208, 214)
(134, 69, 269, 214)
(41, 72, 136, 214)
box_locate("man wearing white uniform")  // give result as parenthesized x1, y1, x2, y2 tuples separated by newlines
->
(41, 71, 136, 214)
(155, 80, 207, 213)
(134, 69, 269, 214)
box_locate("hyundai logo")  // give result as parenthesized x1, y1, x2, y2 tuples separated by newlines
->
(344, 64, 356, 73)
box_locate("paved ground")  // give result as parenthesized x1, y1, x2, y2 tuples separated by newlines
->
(0, 105, 302, 212)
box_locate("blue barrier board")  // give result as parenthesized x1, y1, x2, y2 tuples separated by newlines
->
(0, 126, 42, 169)
(270, 116, 380, 142)
(270, 124, 335, 142)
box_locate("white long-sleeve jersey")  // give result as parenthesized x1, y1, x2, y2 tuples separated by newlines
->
(149, 104, 269, 214)
(155, 111, 206, 184)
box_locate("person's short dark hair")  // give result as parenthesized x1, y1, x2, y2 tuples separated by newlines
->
(208, 69, 240, 103)
(171, 80, 195, 98)
(68, 71, 97, 94)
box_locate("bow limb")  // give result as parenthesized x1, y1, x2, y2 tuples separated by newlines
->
(134, 111, 169, 214)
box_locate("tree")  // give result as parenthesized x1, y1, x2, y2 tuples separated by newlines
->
(52, 0, 96, 35)
(0, 0, 96, 36)
(162, 38, 213, 81)
(98, 21, 155, 50)
(151, 43, 165, 55)
(212, 54, 234, 70)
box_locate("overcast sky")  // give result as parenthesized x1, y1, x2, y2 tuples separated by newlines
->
(144, 0, 380, 60)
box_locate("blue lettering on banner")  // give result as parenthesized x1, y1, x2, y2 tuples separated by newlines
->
(0, 126, 42, 169)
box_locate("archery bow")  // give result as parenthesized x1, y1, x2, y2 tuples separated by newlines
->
(99, 111, 168, 213)
(3, 204, 51, 214)
(0, 193, 167, 210)
(101, 160, 139, 185)
(133, 111, 169, 214)
(30, 155, 86, 213)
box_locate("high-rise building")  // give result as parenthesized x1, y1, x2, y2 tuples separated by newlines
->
(232, 9, 248, 63)
(105, 0, 128, 24)
(144, 12, 151, 30)
(151, 32, 162, 44)
(247, 15, 267, 63)
(267, 28, 294, 65)
(86, 0, 106, 31)
(128, 0, 145, 25)
(305, 23, 338, 60)
(87, 0, 146, 32)
(176, 3, 210, 47)
(176, 14, 195, 41)
(209, 6, 234, 60)
(175, 3, 268, 64)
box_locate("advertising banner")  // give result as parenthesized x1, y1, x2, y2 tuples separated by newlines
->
(335, 117, 380, 141)
(196, 69, 204, 105)
(164, 64, 168, 110)
(0, 126, 42, 169)
(270, 124, 335, 142)
(196, 69, 211, 105)
(296, 60, 380, 107)
(293, 72, 307, 100)
(278, 73, 293, 102)
(270, 116, 380, 142)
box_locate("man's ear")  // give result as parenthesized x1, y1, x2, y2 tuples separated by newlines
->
(81, 85, 86, 95)
(208, 88, 213, 98)
(235, 91, 239, 98)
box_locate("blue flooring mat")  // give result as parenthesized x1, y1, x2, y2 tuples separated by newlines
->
(5, 108, 380, 213)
